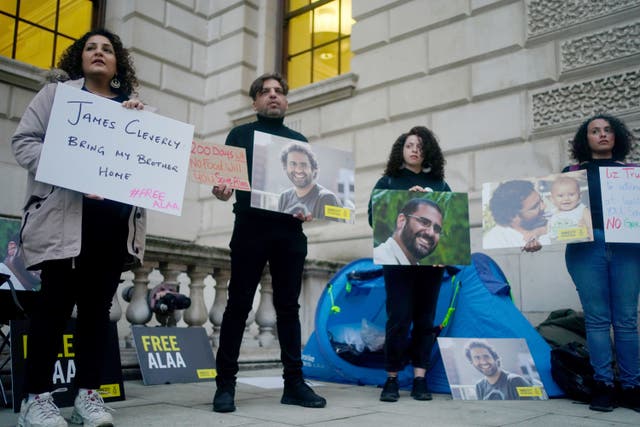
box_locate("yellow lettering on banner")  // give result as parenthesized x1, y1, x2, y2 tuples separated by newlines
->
(324, 205, 351, 220)
(22, 335, 27, 359)
(142, 335, 181, 351)
(516, 386, 543, 397)
(169, 335, 180, 351)
(98, 384, 121, 398)
(197, 369, 216, 379)
(61, 334, 75, 357)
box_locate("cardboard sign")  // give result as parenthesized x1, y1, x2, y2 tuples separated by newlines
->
(131, 326, 216, 385)
(250, 131, 355, 223)
(437, 337, 548, 400)
(10, 319, 124, 411)
(600, 166, 640, 243)
(482, 170, 592, 249)
(188, 141, 250, 190)
(36, 84, 194, 216)
(371, 190, 471, 266)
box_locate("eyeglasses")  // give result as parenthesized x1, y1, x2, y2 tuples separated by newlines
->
(406, 215, 442, 234)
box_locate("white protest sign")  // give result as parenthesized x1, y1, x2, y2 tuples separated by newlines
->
(36, 84, 194, 216)
(600, 166, 640, 243)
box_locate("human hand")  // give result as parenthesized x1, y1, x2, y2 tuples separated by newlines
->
(293, 212, 313, 222)
(408, 186, 433, 192)
(212, 185, 233, 201)
(521, 237, 542, 253)
(85, 194, 104, 200)
(122, 99, 144, 110)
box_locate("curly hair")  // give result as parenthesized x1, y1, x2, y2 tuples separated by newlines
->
(56, 29, 138, 97)
(489, 180, 535, 226)
(280, 142, 318, 171)
(569, 113, 634, 162)
(249, 72, 289, 100)
(464, 339, 499, 363)
(383, 126, 446, 180)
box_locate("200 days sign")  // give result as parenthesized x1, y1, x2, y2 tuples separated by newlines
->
(36, 84, 194, 216)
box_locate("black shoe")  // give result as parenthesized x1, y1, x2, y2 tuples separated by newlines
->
(213, 382, 236, 413)
(380, 376, 400, 402)
(281, 378, 326, 408)
(589, 381, 614, 412)
(619, 386, 640, 412)
(410, 377, 432, 401)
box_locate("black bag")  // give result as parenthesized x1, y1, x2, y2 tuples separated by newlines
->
(550, 341, 593, 402)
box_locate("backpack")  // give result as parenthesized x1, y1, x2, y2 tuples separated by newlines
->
(550, 341, 593, 402)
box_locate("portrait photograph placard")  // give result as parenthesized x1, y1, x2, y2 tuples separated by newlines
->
(36, 84, 194, 216)
(482, 170, 592, 250)
(371, 190, 470, 266)
(437, 337, 548, 401)
(249, 131, 355, 223)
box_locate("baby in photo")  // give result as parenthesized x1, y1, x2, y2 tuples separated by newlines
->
(547, 175, 592, 242)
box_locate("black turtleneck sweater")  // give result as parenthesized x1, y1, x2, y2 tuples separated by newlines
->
(226, 114, 307, 225)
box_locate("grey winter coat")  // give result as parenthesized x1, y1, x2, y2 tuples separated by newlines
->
(11, 78, 146, 270)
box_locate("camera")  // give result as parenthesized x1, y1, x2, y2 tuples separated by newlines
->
(121, 282, 191, 314)
(152, 292, 191, 314)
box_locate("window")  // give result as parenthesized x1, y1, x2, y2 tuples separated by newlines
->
(284, 0, 354, 90)
(0, 0, 103, 69)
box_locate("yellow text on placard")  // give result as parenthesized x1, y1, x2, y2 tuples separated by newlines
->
(324, 205, 350, 220)
(197, 369, 217, 379)
(516, 386, 543, 397)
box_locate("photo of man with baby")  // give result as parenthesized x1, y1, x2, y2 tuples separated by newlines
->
(482, 170, 592, 250)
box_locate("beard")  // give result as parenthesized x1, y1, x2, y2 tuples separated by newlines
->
(475, 363, 498, 377)
(400, 225, 436, 260)
(287, 171, 313, 189)
(519, 213, 548, 231)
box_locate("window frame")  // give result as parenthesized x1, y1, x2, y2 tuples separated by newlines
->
(0, 0, 105, 70)
(282, 0, 352, 89)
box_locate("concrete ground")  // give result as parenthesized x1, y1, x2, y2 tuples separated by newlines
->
(1, 368, 638, 426)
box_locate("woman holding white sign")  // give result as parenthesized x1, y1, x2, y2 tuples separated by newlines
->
(563, 113, 640, 412)
(12, 29, 146, 427)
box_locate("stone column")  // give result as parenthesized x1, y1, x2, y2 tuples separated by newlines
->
(156, 262, 186, 327)
(125, 262, 154, 326)
(209, 267, 230, 348)
(255, 272, 276, 348)
(183, 265, 209, 327)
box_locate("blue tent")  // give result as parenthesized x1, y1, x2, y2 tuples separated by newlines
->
(302, 253, 563, 397)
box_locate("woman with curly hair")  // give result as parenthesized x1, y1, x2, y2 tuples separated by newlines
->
(12, 29, 146, 427)
(562, 113, 640, 412)
(367, 126, 450, 402)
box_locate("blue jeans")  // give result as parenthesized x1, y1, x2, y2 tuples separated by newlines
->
(565, 229, 640, 388)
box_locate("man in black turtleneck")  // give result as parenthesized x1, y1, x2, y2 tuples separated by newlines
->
(211, 73, 326, 413)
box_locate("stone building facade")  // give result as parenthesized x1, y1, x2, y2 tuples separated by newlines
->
(1, 0, 639, 326)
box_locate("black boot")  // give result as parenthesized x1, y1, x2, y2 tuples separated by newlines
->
(380, 376, 400, 402)
(410, 376, 432, 401)
(619, 386, 640, 412)
(589, 381, 614, 412)
(281, 378, 326, 408)
(213, 380, 236, 413)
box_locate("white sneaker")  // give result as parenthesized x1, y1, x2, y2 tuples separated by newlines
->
(17, 390, 68, 427)
(69, 390, 114, 427)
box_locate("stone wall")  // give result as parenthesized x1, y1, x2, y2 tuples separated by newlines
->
(2, 0, 639, 324)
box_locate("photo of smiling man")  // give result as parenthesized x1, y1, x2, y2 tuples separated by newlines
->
(371, 190, 470, 266)
(277, 142, 342, 220)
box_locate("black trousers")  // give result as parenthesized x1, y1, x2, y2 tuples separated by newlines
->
(216, 216, 307, 384)
(382, 265, 443, 373)
(23, 198, 128, 394)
